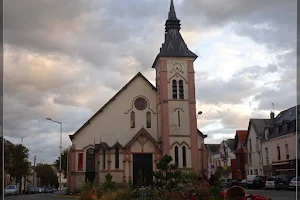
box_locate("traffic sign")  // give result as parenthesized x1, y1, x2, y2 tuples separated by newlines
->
(58, 169, 62, 173)
(211, 165, 214, 169)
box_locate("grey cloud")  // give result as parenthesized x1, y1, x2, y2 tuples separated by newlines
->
(196, 75, 259, 104)
(234, 64, 278, 79)
(254, 84, 296, 111)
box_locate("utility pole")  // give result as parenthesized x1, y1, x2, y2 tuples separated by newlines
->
(33, 156, 36, 188)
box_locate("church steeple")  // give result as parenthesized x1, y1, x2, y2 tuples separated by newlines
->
(165, 0, 180, 32)
(151, 0, 198, 68)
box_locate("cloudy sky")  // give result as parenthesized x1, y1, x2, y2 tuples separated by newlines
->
(4, 0, 296, 164)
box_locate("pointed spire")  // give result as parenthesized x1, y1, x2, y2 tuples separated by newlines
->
(165, 0, 181, 32)
(168, 0, 177, 20)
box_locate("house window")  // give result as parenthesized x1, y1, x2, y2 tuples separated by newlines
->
(172, 80, 177, 99)
(249, 139, 252, 152)
(182, 146, 186, 167)
(178, 80, 184, 99)
(177, 110, 181, 127)
(248, 153, 252, 164)
(146, 111, 151, 128)
(103, 149, 106, 169)
(277, 146, 281, 160)
(175, 146, 179, 166)
(285, 144, 289, 159)
(115, 147, 119, 169)
(265, 148, 269, 164)
(130, 111, 135, 128)
(250, 170, 253, 175)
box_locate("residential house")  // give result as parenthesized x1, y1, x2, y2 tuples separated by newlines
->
(208, 139, 235, 179)
(261, 106, 298, 177)
(233, 130, 248, 180)
(206, 144, 220, 178)
(245, 118, 270, 175)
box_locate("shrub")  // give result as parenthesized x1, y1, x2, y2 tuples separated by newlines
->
(101, 173, 116, 194)
(79, 181, 93, 200)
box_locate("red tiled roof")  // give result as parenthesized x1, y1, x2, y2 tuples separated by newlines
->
(236, 130, 247, 143)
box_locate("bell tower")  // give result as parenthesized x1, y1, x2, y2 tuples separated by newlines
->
(152, 0, 199, 171)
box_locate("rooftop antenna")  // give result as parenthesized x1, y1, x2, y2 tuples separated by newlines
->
(272, 103, 274, 112)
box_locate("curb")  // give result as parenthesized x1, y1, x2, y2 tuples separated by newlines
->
(54, 195, 80, 198)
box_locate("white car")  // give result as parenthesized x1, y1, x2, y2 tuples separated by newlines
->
(289, 177, 300, 190)
(265, 176, 276, 189)
(4, 185, 19, 196)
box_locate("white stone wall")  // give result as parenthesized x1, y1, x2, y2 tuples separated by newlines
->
(247, 124, 263, 175)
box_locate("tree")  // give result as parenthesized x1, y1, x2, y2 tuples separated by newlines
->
(4, 139, 31, 184)
(153, 155, 180, 190)
(35, 163, 58, 187)
(54, 149, 68, 178)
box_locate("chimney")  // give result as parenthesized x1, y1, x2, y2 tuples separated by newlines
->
(270, 111, 275, 119)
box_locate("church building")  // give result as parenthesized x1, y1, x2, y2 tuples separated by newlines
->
(67, 0, 208, 191)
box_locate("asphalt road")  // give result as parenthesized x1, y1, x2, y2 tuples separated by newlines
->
(4, 193, 76, 200)
(3, 189, 298, 200)
(246, 189, 298, 200)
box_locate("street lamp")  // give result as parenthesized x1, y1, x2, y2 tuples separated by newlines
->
(46, 118, 62, 194)
(62, 147, 69, 186)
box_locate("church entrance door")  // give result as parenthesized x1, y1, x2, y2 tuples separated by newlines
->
(85, 148, 95, 184)
(133, 154, 153, 187)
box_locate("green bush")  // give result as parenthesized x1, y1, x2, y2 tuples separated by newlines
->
(79, 181, 93, 200)
(101, 173, 116, 194)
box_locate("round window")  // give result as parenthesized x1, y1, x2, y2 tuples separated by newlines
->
(134, 97, 147, 110)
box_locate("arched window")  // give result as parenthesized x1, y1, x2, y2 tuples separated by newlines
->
(146, 111, 151, 128)
(175, 146, 179, 167)
(182, 146, 186, 167)
(115, 147, 119, 169)
(130, 111, 135, 128)
(179, 80, 184, 99)
(103, 149, 106, 169)
(172, 80, 177, 99)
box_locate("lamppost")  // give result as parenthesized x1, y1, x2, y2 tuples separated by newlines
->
(46, 118, 62, 194)
(62, 147, 69, 189)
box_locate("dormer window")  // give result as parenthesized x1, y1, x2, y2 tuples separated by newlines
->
(265, 128, 269, 139)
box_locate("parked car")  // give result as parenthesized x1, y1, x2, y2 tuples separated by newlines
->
(289, 176, 300, 190)
(231, 179, 240, 186)
(265, 176, 276, 190)
(246, 175, 257, 189)
(253, 175, 268, 189)
(26, 188, 35, 194)
(45, 187, 55, 193)
(4, 185, 19, 196)
(238, 179, 247, 188)
(274, 175, 292, 190)
(220, 178, 233, 188)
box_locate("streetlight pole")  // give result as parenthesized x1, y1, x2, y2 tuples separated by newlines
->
(46, 118, 62, 194)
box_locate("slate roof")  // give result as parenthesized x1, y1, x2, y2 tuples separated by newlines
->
(245, 118, 271, 142)
(226, 139, 235, 151)
(264, 105, 299, 140)
(151, 0, 197, 68)
(206, 144, 220, 154)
